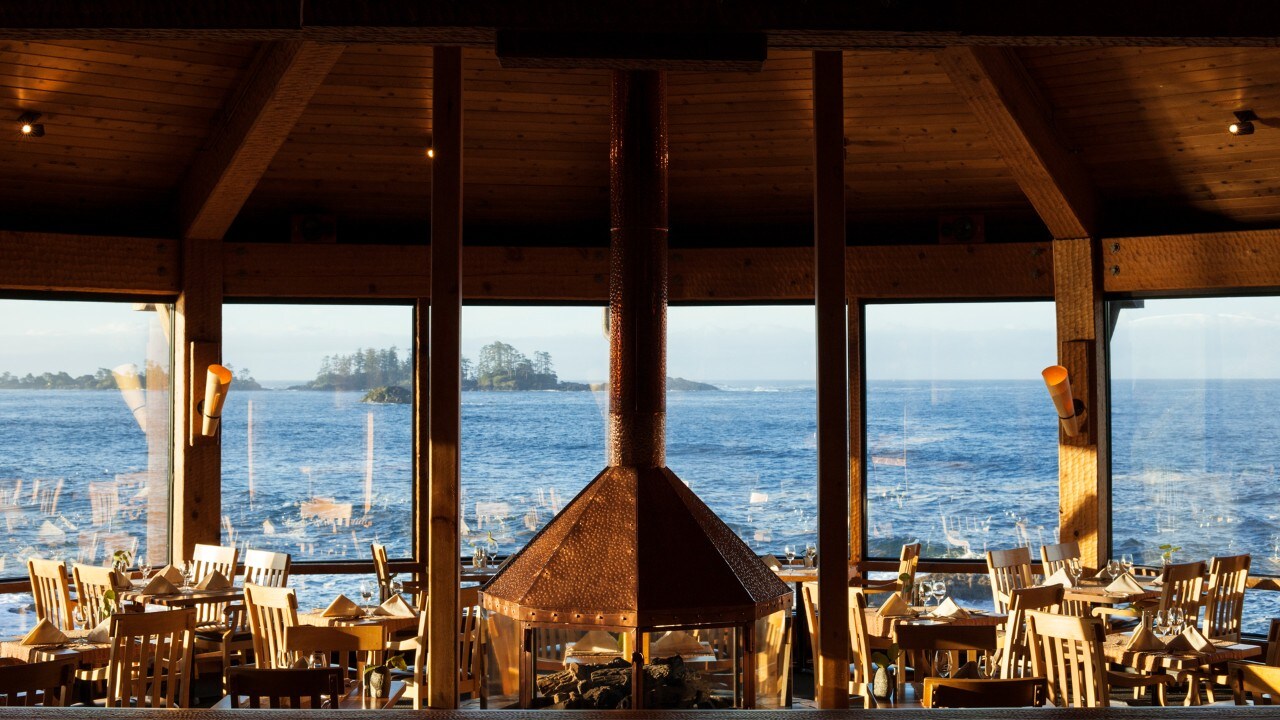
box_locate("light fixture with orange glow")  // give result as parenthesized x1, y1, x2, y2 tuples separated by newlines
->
(1042, 365, 1084, 437)
(17, 111, 43, 137)
(1229, 110, 1257, 136)
(426, 147, 435, 158)
(198, 364, 233, 437)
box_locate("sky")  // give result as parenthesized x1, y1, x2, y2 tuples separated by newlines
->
(3, 297, 1280, 383)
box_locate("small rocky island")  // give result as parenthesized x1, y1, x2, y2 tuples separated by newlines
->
(362, 385, 411, 404)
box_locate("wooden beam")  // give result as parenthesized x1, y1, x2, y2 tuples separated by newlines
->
(848, 242, 1053, 299)
(0, 231, 177, 295)
(812, 49, 849, 710)
(427, 45, 463, 711)
(940, 47, 1097, 240)
(413, 297, 430, 583)
(848, 300, 865, 574)
(179, 40, 344, 241)
(223, 243, 430, 297)
(1053, 237, 1109, 570)
(1103, 228, 1280, 294)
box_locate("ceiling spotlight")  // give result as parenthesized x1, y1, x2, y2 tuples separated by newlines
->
(1229, 109, 1257, 136)
(426, 147, 435, 159)
(17, 111, 43, 137)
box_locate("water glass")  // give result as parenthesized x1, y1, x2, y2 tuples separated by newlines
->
(359, 580, 375, 614)
(783, 545, 796, 565)
(390, 578, 404, 598)
(1168, 607, 1186, 635)
(138, 556, 152, 579)
(931, 579, 947, 605)
(181, 562, 194, 588)
(1120, 553, 1134, 575)
(311, 651, 328, 669)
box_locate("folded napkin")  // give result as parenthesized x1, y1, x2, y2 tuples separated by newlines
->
(196, 570, 231, 591)
(951, 660, 982, 679)
(372, 594, 415, 617)
(651, 630, 705, 656)
(1041, 567, 1075, 588)
(20, 619, 67, 646)
(87, 618, 111, 644)
(760, 554, 783, 570)
(140, 574, 179, 596)
(877, 591, 912, 617)
(1105, 573, 1144, 595)
(1124, 619, 1166, 652)
(322, 594, 363, 617)
(157, 565, 184, 584)
(570, 630, 619, 654)
(111, 571, 133, 591)
(1166, 625, 1214, 653)
(931, 597, 970, 619)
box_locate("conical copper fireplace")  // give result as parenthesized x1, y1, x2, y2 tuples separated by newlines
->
(480, 71, 792, 710)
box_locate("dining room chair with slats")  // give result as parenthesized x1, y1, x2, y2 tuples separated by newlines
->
(244, 583, 300, 669)
(104, 607, 195, 708)
(1231, 661, 1280, 705)
(1187, 554, 1253, 703)
(849, 543, 921, 597)
(286, 624, 385, 681)
(242, 549, 290, 588)
(225, 667, 344, 709)
(998, 584, 1063, 679)
(72, 564, 123, 628)
(27, 559, 76, 632)
(0, 658, 77, 707)
(1039, 542, 1087, 616)
(894, 622, 999, 690)
(188, 543, 239, 630)
(1026, 610, 1170, 707)
(800, 582, 874, 707)
(922, 677, 1047, 708)
(392, 585, 485, 709)
(986, 547, 1034, 615)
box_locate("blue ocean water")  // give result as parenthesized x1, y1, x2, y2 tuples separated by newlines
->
(0, 381, 1277, 635)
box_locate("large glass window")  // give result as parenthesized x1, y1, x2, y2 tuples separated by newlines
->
(221, 304, 413, 564)
(0, 298, 173, 633)
(865, 302, 1059, 567)
(1111, 297, 1280, 634)
(665, 306, 816, 555)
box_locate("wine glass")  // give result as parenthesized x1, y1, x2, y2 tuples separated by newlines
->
(1120, 553, 1134, 578)
(1066, 558, 1083, 586)
(359, 580, 375, 615)
(137, 555, 151, 581)
(783, 545, 796, 566)
(1168, 607, 1186, 635)
(1109, 559, 1124, 579)
(804, 543, 817, 568)
(390, 578, 404, 599)
(1154, 610, 1171, 640)
(311, 651, 328, 670)
(930, 579, 947, 607)
(181, 561, 194, 589)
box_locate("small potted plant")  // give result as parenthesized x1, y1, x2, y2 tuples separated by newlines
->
(364, 654, 408, 698)
(110, 549, 132, 577)
(1158, 543, 1182, 566)
(870, 643, 900, 701)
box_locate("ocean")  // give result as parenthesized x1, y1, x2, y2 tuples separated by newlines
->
(0, 380, 1276, 635)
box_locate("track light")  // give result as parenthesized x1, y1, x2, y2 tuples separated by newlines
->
(426, 147, 435, 159)
(17, 111, 43, 137)
(1229, 110, 1257, 136)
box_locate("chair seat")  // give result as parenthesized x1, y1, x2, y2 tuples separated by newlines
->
(194, 628, 250, 643)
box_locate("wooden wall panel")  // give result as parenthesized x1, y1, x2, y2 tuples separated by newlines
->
(0, 231, 178, 295)
(1103, 229, 1280, 293)
(848, 242, 1053, 298)
(223, 242, 429, 297)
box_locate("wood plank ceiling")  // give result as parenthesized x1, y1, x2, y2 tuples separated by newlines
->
(0, 42, 1278, 244)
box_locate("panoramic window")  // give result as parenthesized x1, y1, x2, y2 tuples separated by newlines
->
(665, 305, 817, 555)
(1111, 297, 1280, 634)
(864, 302, 1059, 571)
(0, 299, 173, 632)
(221, 304, 413, 571)
(459, 306, 608, 563)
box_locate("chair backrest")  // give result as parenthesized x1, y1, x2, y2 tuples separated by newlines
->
(72, 563, 123, 628)
(1159, 560, 1207, 619)
(986, 546, 1034, 615)
(243, 549, 290, 588)
(1039, 541, 1081, 575)
(1233, 663, 1280, 705)
(226, 667, 344, 709)
(0, 658, 77, 707)
(190, 543, 239, 627)
(898, 542, 922, 586)
(105, 608, 195, 708)
(27, 559, 74, 631)
(244, 583, 300, 669)
(923, 677, 1047, 708)
(999, 584, 1063, 679)
(846, 589, 874, 689)
(800, 582, 822, 687)
(285, 624, 385, 680)
(371, 543, 391, 601)
(895, 623, 998, 683)
(1026, 610, 1109, 708)
(459, 586, 484, 694)
(1202, 554, 1250, 640)
(1267, 618, 1280, 667)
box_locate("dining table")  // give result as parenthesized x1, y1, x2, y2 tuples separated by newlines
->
(118, 583, 244, 610)
(1102, 630, 1260, 705)
(297, 609, 419, 638)
(1061, 577, 1161, 607)
(864, 605, 1007, 640)
(213, 679, 407, 709)
(0, 628, 111, 666)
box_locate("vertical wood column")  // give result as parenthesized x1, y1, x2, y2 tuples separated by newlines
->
(413, 298, 430, 571)
(427, 45, 463, 710)
(1054, 237, 1109, 569)
(812, 49, 850, 710)
(847, 299, 865, 570)
(172, 237, 222, 563)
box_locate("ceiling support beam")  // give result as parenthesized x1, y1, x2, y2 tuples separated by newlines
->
(179, 40, 344, 241)
(940, 46, 1098, 240)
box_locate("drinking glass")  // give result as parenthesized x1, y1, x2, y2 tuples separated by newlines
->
(138, 555, 152, 579)
(390, 578, 404, 598)
(181, 562, 194, 589)
(1109, 559, 1125, 578)
(1168, 607, 1186, 635)
(934, 650, 950, 678)
(783, 545, 796, 566)
(931, 579, 947, 606)
(311, 651, 328, 670)
(1067, 559, 1083, 586)
(1120, 553, 1134, 575)
(1154, 610, 1171, 640)
(804, 543, 817, 568)
(359, 580, 375, 615)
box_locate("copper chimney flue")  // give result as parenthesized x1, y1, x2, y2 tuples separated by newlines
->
(480, 70, 792, 709)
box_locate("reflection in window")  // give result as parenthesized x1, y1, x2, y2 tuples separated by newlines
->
(1111, 297, 1280, 634)
(0, 299, 173, 633)
(221, 304, 413, 563)
(865, 302, 1058, 571)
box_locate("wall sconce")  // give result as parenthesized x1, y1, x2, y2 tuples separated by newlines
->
(1042, 365, 1085, 437)
(111, 363, 147, 433)
(198, 365, 233, 438)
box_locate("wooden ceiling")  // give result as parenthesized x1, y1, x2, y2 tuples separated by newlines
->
(0, 40, 1278, 244)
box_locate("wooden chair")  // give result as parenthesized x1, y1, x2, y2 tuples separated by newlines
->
(1268, 618, 1280, 667)
(895, 623, 998, 688)
(1231, 662, 1280, 705)
(1039, 542, 1087, 616)
(244, 583, 299, 669)
(104, 608, 195, 708)
(242, 549, 290, 588)
(225, 667, 344, 709)
(286, 624, 385, 681)
(998, 584, 1063, 679)
(986, 547, 1034, 615)
(756, 607, 792, 708)
(371, 543, 419, 606)
(1026, 610, 1170, 707)
(800, 582, 873, 707)
(1203, 554, 1250, 640)
(922, 677, 1047, 708)
(392, 586, 485, 709)
(0, 658, 77, 707)
(72, 563, 123, 628)
(849, 542, 921, 596)
(27, 559, 75, 631)
(188, 543, 238, 629)
(198, 549, 290, 679)
(1094, 560, 1208, 626)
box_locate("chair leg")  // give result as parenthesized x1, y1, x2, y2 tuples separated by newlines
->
(1154, 682, 1166, 707)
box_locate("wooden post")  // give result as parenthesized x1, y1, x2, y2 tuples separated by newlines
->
(413, 297, 430, 575)
(172, 237, 223, 563)
(427, 44, 463, 710)
(847, 299, 865, 572)
(1054, 237, 1109, 569)
(812, 49, 850, 709)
